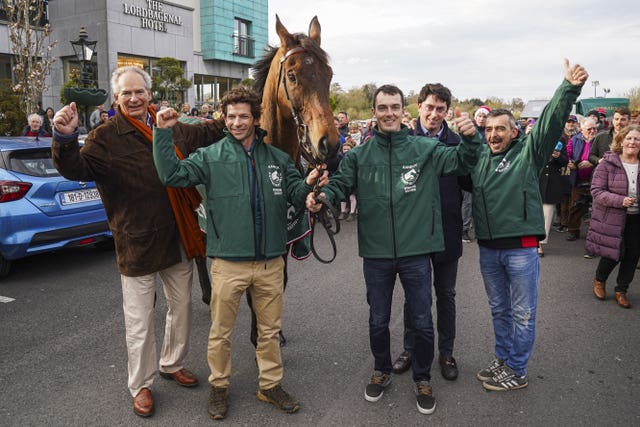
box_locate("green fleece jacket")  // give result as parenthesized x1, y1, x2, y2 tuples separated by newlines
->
(322, 126, 483, 259)
(470, 79, 583, 242)
(153, 126, 312, 259)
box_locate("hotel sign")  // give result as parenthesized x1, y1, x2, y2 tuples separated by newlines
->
(123, 0, 183, 32)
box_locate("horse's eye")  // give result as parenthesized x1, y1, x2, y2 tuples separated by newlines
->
(287, 71, 297, 84)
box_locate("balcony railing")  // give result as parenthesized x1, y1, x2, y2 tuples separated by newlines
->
(232, 33, 254, 58)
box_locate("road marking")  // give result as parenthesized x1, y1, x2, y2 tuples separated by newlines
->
(0, 295, 15, 303)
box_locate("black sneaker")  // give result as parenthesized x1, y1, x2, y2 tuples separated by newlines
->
(583, 252, 596, 259)
(462, 231, 472, 243)
(208, 386, 228, 420)
(257, 384, 300, 413)
(476, 357, 504, 382)
(415, 381, 436, 414)
(482, 365, 528, 391)
(364, 371, 391, 402)
(554, 225, 568, 233)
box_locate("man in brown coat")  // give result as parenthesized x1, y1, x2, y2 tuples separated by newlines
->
(51, 66, 225, 417)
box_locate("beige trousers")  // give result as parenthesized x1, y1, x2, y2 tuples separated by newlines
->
(121, 252, 193, 397)
(207, 257, 284, 389)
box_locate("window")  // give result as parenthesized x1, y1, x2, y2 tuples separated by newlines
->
(233, 18, 254, 58)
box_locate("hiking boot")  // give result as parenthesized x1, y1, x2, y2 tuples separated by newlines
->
(346, 213, 356, 222)
(482, 365, 528, 391)
(415, 381, 436, 414)
(208, 386, 228, 420)
(593, 279, 606, 300)
(338, 211, 348, 220)
(257, 384, 300, 413)
(364, 371, 391, 402)
(476, 357, 504, 382)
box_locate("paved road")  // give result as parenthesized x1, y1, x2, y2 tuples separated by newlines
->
(1, 221, 639, 426)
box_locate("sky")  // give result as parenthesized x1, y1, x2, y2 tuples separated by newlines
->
(266, 0, 640, 103)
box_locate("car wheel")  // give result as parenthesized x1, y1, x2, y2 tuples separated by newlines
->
(0, 255, 11, 278)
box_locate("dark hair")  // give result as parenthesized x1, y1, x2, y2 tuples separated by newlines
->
(372, 84, 404, 109)
(417, 83, 452, 108)
(488, 108, 517, 129)
(220, 86, 262, 120)
(338, 111, 348, 118)
(614, 106, 631, 117)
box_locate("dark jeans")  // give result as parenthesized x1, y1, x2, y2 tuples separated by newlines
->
(363, 255, 434, 382)
(403, 258, 458, 357)
(595, 214, 640, 293)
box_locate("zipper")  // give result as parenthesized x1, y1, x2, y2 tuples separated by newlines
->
(388, 139, 397, 258)
(523, 191, 528, 220)
(255, 147, 267, 259)
(479, 156, 493, 240)
(246, 149, 258, 258)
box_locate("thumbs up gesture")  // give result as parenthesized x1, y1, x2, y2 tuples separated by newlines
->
(454, 107, 477, 137)
(563, 58, 588, 87)
(53, 102, 80, 135)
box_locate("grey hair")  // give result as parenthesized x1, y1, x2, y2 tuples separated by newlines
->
(110, 66, 152, 94)
(27, 113, 43, 124)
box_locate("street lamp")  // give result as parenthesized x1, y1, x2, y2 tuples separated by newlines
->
(603, 88, 611, 98)
(70, 27, 97, 129)
(592, 80, 599, 98)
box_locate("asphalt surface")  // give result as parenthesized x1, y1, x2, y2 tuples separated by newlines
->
(1, 220, 639, 426)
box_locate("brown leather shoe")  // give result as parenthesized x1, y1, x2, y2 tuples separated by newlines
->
(615, 292, 631, 308)
(392, 350, 412, 374)
(160, 368, 199, 387)
(133, 387, 154, 417)
(593, 279, 606, 300)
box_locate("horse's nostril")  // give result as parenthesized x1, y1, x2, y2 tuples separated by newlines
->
(318, 137, 329, 155)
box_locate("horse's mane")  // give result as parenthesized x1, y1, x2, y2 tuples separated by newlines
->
(251, 33, 329, 101)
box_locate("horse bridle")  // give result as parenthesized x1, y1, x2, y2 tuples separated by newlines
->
(277, 45, 340, 264)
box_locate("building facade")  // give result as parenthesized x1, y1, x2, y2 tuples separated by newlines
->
(1, 0, 268, 115)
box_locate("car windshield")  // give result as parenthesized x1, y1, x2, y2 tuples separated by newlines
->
(9, 150, 60, 177)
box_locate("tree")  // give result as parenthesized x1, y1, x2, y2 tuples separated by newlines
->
(0, 79, 26, 136)
(5, 0, 57, 116)
(626, 87, 640, 111)
(151, 57, 192, 106)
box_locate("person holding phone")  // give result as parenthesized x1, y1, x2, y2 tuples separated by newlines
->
(586, 125, 640, 308)
(538, 140, 570, 256)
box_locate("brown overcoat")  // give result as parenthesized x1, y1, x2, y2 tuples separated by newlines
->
(52, 112, 224, 276)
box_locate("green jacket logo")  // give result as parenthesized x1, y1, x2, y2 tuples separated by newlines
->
(400, 167, 419, 186)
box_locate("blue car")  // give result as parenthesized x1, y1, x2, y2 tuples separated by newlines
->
(0, 137, 111, 277)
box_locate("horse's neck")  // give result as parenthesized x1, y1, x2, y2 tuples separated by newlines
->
(261, 88, 299, 164)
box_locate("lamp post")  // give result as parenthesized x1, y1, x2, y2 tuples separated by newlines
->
(592, 80, 599, 98)
(603, 88, 611, 98)
(70, 27, 97, 130)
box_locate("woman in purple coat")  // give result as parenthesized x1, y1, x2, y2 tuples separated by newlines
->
(586, 125, 640, 308)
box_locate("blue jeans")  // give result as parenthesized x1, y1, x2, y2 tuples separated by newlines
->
(363, 255, 433, 382)
(479, 246, 539, 377)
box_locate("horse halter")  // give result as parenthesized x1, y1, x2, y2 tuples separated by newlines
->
(277, 45, 341, 263)
(276, 46, 319, 167)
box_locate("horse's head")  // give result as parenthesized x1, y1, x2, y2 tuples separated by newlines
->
(256, 16, 339, 163)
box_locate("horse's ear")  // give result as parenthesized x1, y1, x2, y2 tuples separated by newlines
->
(275, 14, 293, 47)
(308, 16, 321, 46)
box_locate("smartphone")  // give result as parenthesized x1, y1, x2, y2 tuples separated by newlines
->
(554, 141, 563, 151)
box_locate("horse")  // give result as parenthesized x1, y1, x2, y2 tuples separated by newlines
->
(252, 15, 340, 166)
(246, 15, 340, 346)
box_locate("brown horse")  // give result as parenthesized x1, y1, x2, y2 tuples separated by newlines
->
(252, 15, 340, 165)
(246, 16, 339, 347)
